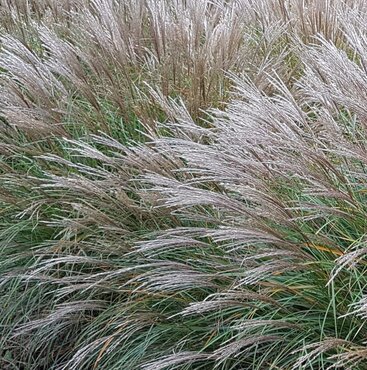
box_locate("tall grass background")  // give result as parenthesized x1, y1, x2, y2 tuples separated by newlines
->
(2, 0, 367, 369)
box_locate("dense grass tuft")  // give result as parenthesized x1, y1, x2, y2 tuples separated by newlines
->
(2, 0, 367, 369)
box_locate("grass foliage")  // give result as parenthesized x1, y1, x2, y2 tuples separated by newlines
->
(2, 0, 367, 369)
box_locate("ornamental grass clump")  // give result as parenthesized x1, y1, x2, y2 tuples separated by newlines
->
(2, 0, 367, 369)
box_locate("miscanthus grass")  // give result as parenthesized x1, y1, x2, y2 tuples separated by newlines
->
(2, 0, 367, 369)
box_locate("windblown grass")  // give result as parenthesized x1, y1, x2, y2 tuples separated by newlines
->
(2, 0, 367, 369)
